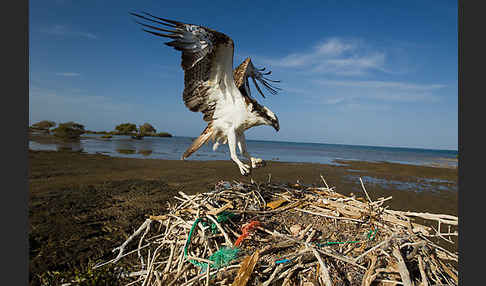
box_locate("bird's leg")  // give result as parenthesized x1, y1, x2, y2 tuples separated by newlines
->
(237, 133, 265, 169)
(227, 129, 251, 176)
(212, 141, 220, 151)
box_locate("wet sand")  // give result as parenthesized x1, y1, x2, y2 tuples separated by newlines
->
(28, 149, 457, 285)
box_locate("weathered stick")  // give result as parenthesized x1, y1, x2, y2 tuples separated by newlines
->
(355, 234, 396, 263)
(295, 208, 364, 223)
(95, 218, 152, 269)
(320, 174, 330, 189)
(361, 255, 377, 286)
(207, 214, 234, 247)
(359, 177, 373, 203)
(311, 248, 332, 286)
(385, 210, 458, 226)
(392, 246, 413, 286)
(262, 263, 285, 286)
(418, 255, 429, 286)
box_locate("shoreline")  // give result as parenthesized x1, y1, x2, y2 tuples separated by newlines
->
(29, 149, 458, 214)
(29, 132, 458, 170)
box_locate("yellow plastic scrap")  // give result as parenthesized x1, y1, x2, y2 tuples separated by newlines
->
(266, 199, 288, 210)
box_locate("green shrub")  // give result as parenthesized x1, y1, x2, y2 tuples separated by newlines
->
(115, 123, 138, 135)
(139, 123, 156, 136)
(155, 132, 172, 137)
(116, 149, 135, 155)
(52, 121, 85, 140)
(31, 120, 56, 133)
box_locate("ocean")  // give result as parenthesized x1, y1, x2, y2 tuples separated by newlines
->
(29, 134, 458, 168)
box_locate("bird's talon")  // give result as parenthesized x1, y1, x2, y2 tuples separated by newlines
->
(251, 158, 266, 169)
(239, 164, 251, 176)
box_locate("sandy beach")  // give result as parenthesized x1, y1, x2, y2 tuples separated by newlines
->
(28, 149, 457, 285)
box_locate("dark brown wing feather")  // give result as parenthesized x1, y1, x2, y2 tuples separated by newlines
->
(233, 57, 282, 123)
(131, 12, 234, 122)
(233, 57, 281, 99)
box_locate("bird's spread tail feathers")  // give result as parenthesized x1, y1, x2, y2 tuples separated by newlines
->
(181, 125, 214, 160)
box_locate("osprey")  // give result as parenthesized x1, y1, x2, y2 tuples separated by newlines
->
(131, 12, 281, 176)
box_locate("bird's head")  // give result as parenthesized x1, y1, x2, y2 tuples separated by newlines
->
(263, 106, 279, 132)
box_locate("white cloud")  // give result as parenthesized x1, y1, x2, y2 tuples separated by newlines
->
(370, 92, 440, 102)
(267, 38, 356, 68)
(55, 72, 81, 77)
(323, 97, 346, 105)
(316, 80, 444, 103)
(40, 25, 98, 39)
(315, 38, 354, 55)
(337, 102, 391, 112)
(40, 25, 68, 36)
(260, 37, 388, 76)
(249, 38, 447, 106)
(283, 78, 446, 106)
(77, 32, 97, 39)
(29, 87, 141, 127)
(315, 80, 446, 91)
(316, 53, 386, 75)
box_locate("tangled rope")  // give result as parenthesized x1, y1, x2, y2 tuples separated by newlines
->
(202, 211, 236, 234)
(185, 217, 239, 272)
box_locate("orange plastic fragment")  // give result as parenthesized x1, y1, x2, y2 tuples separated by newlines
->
(234, 221, 260, 246)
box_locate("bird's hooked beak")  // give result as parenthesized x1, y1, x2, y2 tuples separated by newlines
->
(272, 118, 280, 132)
(262, 106, 279, 132)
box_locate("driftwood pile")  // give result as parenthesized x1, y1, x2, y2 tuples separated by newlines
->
(95, 176, 458, 286)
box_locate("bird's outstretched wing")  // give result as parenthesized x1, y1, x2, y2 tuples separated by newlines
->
(130, 12, 236, 121)
(233, 57, 281, 99)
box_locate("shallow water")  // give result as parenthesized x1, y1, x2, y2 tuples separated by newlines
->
(29, 134, 458, 168)
(344, 174, 457, 193)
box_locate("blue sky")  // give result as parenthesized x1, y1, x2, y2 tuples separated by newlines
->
(29, 0, 458, 150)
